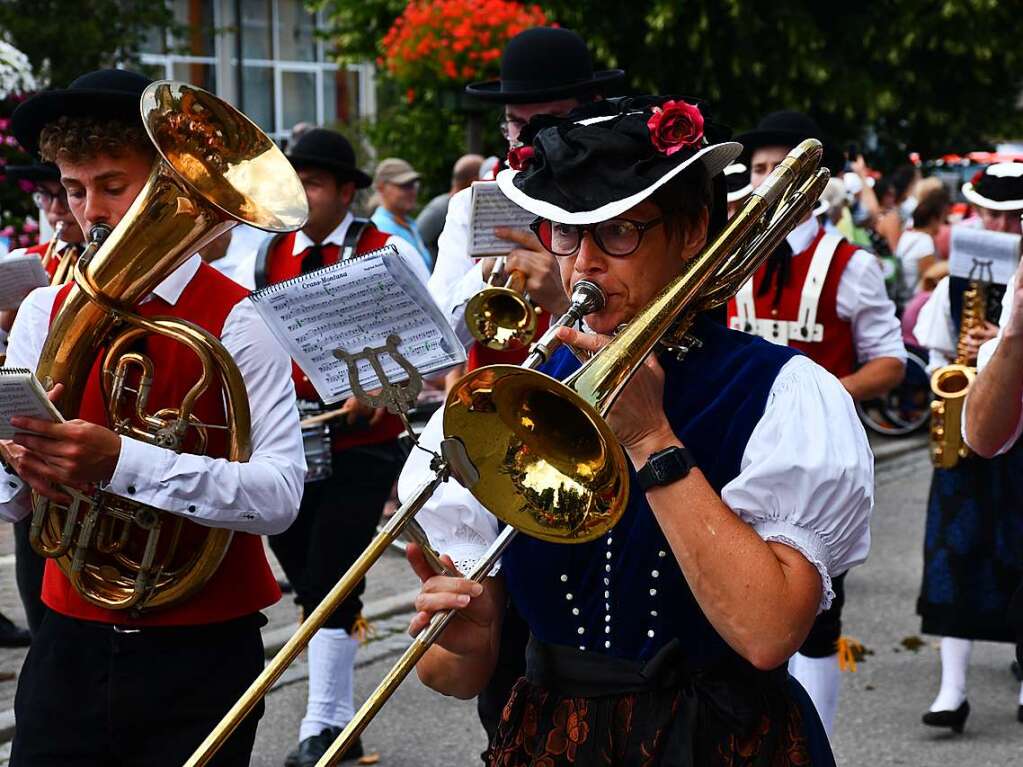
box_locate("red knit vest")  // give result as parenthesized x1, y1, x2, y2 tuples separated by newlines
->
(43, 262, 280, 626)
(726, 228, 859, 377)
(265, 226, 404, 451)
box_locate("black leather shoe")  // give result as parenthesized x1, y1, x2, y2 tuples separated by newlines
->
(0, 612, 31, 648)
(922, 700, 970, 733)
(284, 728, 363, 767)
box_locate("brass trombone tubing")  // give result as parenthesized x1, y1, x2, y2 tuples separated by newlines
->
(316, 525, 517, 767)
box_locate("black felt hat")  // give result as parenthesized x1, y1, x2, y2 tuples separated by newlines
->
(496, 96, 740, 224)
(724, 162, 752, 203)
(465, 27, 624, 104)
(962, 163, 1023, 211)
(12, 69, 152, 155)
(5, 161, 60, 183)
(735, 110, 844, 175)
(286, 129, 372, 189)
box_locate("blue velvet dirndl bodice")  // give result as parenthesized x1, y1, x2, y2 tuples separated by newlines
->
(500, 318, 800, 666)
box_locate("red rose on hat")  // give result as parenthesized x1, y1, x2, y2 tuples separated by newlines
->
(647, 100, 704, 156)
(508, 145, 535, 171)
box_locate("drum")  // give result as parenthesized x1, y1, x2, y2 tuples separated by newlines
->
(298, 401, 333, 483)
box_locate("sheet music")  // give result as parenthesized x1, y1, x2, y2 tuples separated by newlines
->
(0, 369, 64, 439)
(248, 245, 466, 405)
(467, 181, 537, 256)
(0, 253, 49, 310)
(949, 226, 1021, 285)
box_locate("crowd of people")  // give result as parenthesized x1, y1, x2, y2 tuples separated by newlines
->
(0, 22, 1020, 767)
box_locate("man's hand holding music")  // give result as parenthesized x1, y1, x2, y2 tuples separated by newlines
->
(7, 384, 120, 502)
(494, 226, 571, 315)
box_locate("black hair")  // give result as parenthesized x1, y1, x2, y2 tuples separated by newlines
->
(649, 164, 714, 244)
(912, 187, 950, 228)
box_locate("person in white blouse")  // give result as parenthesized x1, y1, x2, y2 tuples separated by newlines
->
(0, 69, 305, 766)
(912, 166, 1023, 733)
(728, 110, 904, 738)
(399, 97, 871, 765)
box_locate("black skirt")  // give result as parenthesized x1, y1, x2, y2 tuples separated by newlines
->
(486, 637, 833, 767)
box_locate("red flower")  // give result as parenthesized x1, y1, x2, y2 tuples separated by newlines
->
(970, 169, 985, 186)
(646, 100, 704, 157)
(545, 698, 590, 760)
(507, 145, 535, 170)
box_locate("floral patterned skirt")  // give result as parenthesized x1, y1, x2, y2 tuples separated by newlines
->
(485, 639, 833, 767)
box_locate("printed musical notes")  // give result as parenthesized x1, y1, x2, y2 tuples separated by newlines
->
(248, 245, 465, 404)
(0, 368, 64, 439)
(949, 226, 1021, 286)
(0, 253, 49, 310)
(467, 181, 537, 256)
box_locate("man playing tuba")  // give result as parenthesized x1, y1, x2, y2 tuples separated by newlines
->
(0, 69, 305, 766)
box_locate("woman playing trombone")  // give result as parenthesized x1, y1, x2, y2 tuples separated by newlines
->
(399, 96, 873, 765)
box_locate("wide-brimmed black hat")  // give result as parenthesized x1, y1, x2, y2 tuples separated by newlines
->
(736, 110, 844, 175)
(12, 69, 151, 155)
(496, 96, 740, 224)
(286, 128, 372, 189)
(724, 162, 752, 203)
(5, 161, 60, 184)
(465, 27, 624, 104)
(962, 162, 1023, 211)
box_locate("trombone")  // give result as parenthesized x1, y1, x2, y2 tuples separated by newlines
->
(184, 279, 606, 767)
(465, 255, 539, 350)
(313, 139, 830, 766)
(190, 140, 828, 767)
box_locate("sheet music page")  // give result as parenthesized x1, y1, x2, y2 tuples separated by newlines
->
(467, 181, 537, 256)
(949, 226, 1021, 285)
(0, 254, 49, 310)
(248, 246, 466, 405)
(0, 369, 64, 438)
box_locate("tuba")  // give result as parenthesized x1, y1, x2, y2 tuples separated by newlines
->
(928, 271, 989, 469)
(26, 81, 306, 612)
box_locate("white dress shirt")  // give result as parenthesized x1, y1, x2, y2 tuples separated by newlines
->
(784, 216, 906, 364)
(0, 254, 306, 535)
(397, 353, 873, 613)
(427, 187, 485, 348)
(912, 276, 958, 372)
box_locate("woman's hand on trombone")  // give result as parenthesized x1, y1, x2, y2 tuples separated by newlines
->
(406, 542, 505, 699)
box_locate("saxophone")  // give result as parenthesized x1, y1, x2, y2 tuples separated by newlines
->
(928, 278, 988, 468)
(17, 81, 307, 612)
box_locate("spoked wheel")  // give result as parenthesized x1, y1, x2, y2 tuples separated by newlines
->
(856, 350, 932, 436)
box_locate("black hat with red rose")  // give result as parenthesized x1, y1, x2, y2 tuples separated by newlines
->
(496, 96, 740, 225)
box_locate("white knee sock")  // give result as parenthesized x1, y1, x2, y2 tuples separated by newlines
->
(790, 652, 841, 739)
(930, 637, 971, 712)
(299, 628, 359, 742)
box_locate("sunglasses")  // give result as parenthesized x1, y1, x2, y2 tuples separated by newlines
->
(530, 216, 664, 258)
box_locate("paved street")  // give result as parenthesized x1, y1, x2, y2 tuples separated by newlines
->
(2, 438, 1023, 765)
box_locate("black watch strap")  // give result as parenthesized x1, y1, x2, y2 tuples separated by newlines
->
(637, 445, 695, 491)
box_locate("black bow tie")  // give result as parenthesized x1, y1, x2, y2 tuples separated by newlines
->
(757, 240, 794, 308)
(301, 243, 324, 274)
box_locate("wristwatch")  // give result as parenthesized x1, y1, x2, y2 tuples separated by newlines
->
(637, 445, 696, 491)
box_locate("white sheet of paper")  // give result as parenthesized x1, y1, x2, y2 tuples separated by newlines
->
(949, 226, 1021, 285)
(0, 254, 49, 310)
(0, 369, 64, 439)
(248, 245, 466, 405)
(467, 181, 537, 256)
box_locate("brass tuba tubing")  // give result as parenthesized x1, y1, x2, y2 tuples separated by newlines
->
(185, 282, 606, 767)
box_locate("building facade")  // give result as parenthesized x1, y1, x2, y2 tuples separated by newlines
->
(140, 0, 375, 144)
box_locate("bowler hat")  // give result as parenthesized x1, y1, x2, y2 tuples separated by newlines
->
(5, 161, 60, 184)
(12, 69, 152, 154)
(465, 27, 624, 104)
(736, 110, 844, 175)
(287, 129, 372, 189)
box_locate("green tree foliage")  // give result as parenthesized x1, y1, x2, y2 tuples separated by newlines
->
(0, 0, 177, 88)
(318, 0, 1023, 165)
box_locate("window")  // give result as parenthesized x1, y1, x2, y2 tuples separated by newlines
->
(140, 0, 376, 144)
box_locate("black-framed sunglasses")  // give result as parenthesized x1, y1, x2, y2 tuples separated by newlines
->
(529, 216, 664, 258)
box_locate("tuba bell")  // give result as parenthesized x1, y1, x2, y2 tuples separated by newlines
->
(26, 81, 307, 612)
